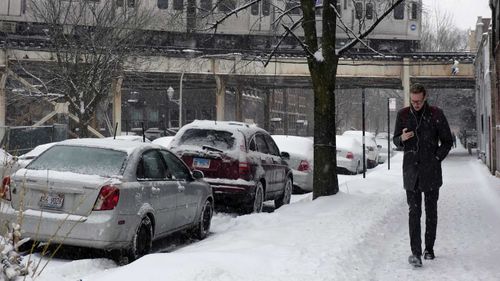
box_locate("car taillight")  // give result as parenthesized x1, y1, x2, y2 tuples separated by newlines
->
(239, 162, 251, 180)
(93, 185, 120, 211)
(1, 176, 11, 201)
(297, 160, 310, 172)
(346, 152, 354, 159)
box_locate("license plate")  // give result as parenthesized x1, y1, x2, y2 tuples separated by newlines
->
(193, 158, 210, 168)
(39, 193, 64, 209)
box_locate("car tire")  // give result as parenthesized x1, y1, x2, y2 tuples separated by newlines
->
(275, 177, 292, 209)
(245, 181, 264, 214)
(127, 216, 153, 262)
(193, 199, 213, 240)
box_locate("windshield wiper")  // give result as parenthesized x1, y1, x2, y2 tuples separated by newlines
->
(202, 145, 223, 153)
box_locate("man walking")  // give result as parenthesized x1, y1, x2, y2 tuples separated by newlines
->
(393, 84, 453, 267)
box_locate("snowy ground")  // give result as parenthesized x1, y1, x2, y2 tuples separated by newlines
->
(23, 143, 500, 281)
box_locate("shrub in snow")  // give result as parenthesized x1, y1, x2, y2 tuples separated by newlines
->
(0, 223, 31, 281)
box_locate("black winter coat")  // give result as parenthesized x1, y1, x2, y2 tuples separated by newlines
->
(393, 102, 453, 192)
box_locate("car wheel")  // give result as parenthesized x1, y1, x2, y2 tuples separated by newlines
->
(275, 177, 292, 208)
(193, 199, 213, 240)
(245, 181, 264, 214)
(128, 216, 153, 262)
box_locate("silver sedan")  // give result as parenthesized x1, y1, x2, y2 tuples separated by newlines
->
(0, 138, 213, 262)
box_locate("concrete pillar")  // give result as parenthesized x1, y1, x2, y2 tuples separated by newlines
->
(215, 75, 225, 121)
(402, 58, 411, 107)
(0, 71, 7, 143)
(112, 76, 123, 136)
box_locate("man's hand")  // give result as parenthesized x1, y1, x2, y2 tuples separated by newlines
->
(401, 128, 415, 142)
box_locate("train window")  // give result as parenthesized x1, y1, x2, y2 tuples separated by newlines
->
(200, 0, 212, 14)
(354, 2, 363, 20)
(158, 0, 168, 9)
(410, 2, 418, 20)
(173, 0, 183, 10)
(219, 0, 236, 13)
(286, 1, 300, 15)
(262, 0, 270, 16)
(251, 2, 259, 15)
(365, 3, 373, 20)
(393, 1, 405, 20)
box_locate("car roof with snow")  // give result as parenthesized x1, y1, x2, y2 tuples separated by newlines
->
(56, 138, 159, 154)
(176, 120, 266, 140)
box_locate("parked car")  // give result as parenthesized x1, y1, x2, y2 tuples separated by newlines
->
(375, 132, 396, 163)
(336, 135, 367, 174)
(271, 135, 313, 193)
(0, 138, 213, 262)
(169, 120, 293, 214)
(105, 135, 151, 143)
(342, 130, 380, 168)
(16, 142, 59, 168)
(144, 128, 177, 141)
(152, 136, 175, 149)
(0, 149, 20, 177)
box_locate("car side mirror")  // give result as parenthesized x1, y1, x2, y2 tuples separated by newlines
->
(192, 170, 204, 180)
(280, 151, 290, 160)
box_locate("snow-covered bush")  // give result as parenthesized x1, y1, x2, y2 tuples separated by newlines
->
(0, 223, 31, 281)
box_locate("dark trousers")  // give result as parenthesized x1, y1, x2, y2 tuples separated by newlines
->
(406, 186, 439, 256)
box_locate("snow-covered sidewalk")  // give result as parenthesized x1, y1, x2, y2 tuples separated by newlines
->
(31, 145, 500, 281)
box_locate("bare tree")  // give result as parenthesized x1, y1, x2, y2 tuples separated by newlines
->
(420, 7, 468, 52)
(208, 0, 406, 198)
(16, 0, 154, 137)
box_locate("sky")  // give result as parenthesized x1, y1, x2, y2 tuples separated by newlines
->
(422, 0, 492, 30)
(16, 141, 500, 281)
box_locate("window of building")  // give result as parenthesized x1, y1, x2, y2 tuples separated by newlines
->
(173, 0, 183, 10)
(366, 3, 373, 20)
(157, 0, 168, 9)
(262, 0, 270, 16)
(394, 1, 405, 20)
(251, 2, 259, 15)
(410, 2, 418, 20)
(219, 0, 236, 13)
(354, 2, 363, 19)
(200, 0, 212, 14)
(286, 1, 301, 15)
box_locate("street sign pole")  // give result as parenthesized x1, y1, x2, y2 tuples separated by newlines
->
(362, 88, 366, 178)
(387, 98, 390, 170)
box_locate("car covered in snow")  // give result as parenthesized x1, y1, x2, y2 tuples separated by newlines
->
(271, 135, 313, 193)
(336, 135, 368, 174)
(0, 149, 20, 177)
(375, 132, 396, 163)
(152, 136, 175, 149)
(342, 130, 380, 168)
(169, 120, 293, 213)
(16, 142, 59, 168)
(0, 138, 213, 262)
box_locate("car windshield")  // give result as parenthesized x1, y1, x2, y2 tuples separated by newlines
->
(178, 129, 236, 151)
(27, 145, 127, 176)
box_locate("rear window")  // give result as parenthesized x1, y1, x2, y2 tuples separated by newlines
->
(178, 129, 236, 151)
(27, 145, 127, 177)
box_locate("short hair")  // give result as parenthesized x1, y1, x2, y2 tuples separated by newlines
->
(410, 83, 426, 96)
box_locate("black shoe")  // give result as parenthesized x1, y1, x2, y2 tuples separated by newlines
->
(408, 254, 423, 267)
(423, 250, 435, 260)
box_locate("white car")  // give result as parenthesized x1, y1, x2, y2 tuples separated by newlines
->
(16, 142, 59, 168)
(342, 130, 380, 168)
(152, 136, 175, 149)
(271, 135, 313, 193)
(0, 149, 20, 177)
(105, 135, 151, 143)
(336, 135, 367, 174)
(375, 132, 396, 163)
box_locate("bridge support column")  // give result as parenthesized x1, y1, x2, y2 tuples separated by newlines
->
(0, 71, 6, 142)
(215, 75, 225, 121)
(402, 58, 410, 107)
(112, 76, 123, 136)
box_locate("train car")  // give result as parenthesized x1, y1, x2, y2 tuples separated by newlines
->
(0, 0, 421, 52)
